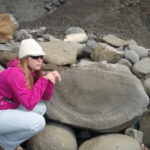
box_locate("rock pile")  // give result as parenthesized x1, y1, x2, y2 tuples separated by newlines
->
(0, 14, 150, 149)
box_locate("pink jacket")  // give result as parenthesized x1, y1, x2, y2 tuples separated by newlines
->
(0, 58, 54, 110)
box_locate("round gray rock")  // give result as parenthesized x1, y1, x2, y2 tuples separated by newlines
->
(26, 123, 77, 150)
(78, 134, 141, 150)
(124, 50, 139, 64)
(132, 58, 150, 78)
(128, 45, 148, 59)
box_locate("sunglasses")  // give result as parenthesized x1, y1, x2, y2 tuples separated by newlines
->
(30, 56, 43, 60)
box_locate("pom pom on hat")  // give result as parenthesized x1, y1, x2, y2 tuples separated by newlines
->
(19, 39, 45, 59)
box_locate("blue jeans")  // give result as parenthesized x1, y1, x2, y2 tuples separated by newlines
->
(0, 102, 47, 150)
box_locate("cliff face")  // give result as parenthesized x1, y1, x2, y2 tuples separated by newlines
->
(0, 0, 64, 22)
(0, 0, 150, 47)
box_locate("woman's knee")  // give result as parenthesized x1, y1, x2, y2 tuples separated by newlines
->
(28, 114, 46, 133)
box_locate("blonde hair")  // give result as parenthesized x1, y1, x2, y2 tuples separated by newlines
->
(18, 57, 43, 89)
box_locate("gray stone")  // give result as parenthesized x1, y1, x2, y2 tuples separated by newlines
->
(42, 34, 51, 41)
(125, 128, 143, 145)
(37, 37, 45, 42)
(65, 27, 86, 35)
(39, 26, 47, 33)
(124, 50, 139, 64)
(128, 45, 148, 59)
(46, 63, 148, 132)
(0, 44, 11, 51)
(28, 29, 43, 38)
(132, 58, 150, 78)
(14, 30, 32, 42)
(5, 41, 20, 52)
(102, 34, 128, 47)
(0, 41, 19, 52)
(79, 134, 141, 150)
(26, 123, 77, 150)
(87, 40, 98, 50)
(82, 46, 93, 57)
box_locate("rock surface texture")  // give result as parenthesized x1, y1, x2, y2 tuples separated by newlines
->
(46, 63, 149, 132)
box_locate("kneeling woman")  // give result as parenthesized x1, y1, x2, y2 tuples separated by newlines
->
(0, 39, 61, 150)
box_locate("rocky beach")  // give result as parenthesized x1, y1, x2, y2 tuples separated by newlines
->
(1, 0, 150, 150)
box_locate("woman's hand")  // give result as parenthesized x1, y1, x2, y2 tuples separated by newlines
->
(43, 71, 61, 84)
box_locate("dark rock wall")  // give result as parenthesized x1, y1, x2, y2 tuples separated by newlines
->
(1, 0, 150, 47)
(0, 0, 64, 22)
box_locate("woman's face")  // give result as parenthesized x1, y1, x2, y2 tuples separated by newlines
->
(27, 56, 43, 71)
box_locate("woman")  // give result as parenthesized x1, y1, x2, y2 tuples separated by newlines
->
(0, 39, 61, 150)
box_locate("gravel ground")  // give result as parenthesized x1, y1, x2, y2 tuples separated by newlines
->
(19, 0, 150, 47)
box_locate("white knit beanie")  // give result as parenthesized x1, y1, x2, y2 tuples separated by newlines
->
(19, 39, 45, 59)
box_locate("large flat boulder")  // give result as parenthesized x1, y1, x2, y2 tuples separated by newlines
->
(46, 62, 148, 132)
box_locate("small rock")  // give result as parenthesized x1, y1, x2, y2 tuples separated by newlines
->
(125, 128, 143, 145)
(14, 29, 32, 41)
(37, 37, 45, 42)
(87, 40, 98, 50)
(102, 34, 128, 47)
(128, 45, 148, 59)
(64, 33, 88, 43)
(65, 27, 86, 35)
